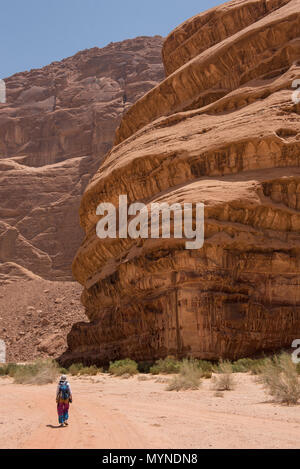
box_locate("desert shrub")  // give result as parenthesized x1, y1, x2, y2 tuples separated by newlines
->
(232, 358, 255, 373)
(150, 356, 181, 375)
(0, 363, 19, 377)
(150, 357, 213, 377)
(13, 359, 60, 385)
(167, 359, 202, 391)
(232, 357, 269, 375)
(0, 365, 8, 376)
(68, 363, 102, 376)
(249, 358, 270, 375)
(109, 358, 138, 377)
(79, 365, 101, 376)
(212, 361, 235, 391)
(0, 363, 23, 378)
(257, 352, 300, 405)
(195, 360, 214, 373)
(7, 363, 19, 377)
(68, 363, 84, 376)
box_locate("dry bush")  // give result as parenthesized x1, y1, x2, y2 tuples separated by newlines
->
(258, 353, 300, 405)
(13, 360, 60, 385)
(167, 360, 202, 391)
(68, 363, 84, 375)
(212, 361, 235, 391)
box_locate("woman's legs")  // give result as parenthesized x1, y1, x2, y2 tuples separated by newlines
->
(57, 402, 65, 425)
(63, 402, 70, 423)
(57, 400, 70, 425)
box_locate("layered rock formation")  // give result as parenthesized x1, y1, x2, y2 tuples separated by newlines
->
(0, 36, 164, 281)
(63, 0, 300, 365)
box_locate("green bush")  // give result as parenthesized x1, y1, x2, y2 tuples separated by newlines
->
(249, 358, 270, 375)
(67, 363, 102, 376)
(195, 360, 214, 373)
(167, 359, 202, 391)
(232, 357, 268, 374)
(79, 365, 101, 376)
(149, 357, 214, 377)
(150, 356, 181, 375)
(0, 365, 7, 376)
(0, 363, 18, 377)
(232, 358, 255, 373)
(109, 358, 138, 377)
(68, 363, 84, 376)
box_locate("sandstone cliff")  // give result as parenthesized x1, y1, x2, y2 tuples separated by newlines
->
(64, 0, 300, 365)
(0, 36, 164, 281)
(0, 36, 164, 362)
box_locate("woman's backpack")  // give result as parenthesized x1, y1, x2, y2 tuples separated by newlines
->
(59, 382, 70, 400)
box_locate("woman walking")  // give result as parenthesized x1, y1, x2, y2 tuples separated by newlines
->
(56, 375, 72, 427)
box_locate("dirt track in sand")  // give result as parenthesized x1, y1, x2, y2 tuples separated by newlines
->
(1, 373, 300, 449)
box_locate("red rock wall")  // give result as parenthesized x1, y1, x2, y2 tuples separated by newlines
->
(0, 36, 164, 281)
(63, 0, 300, 365)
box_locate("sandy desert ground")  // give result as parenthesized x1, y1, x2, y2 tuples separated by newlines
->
(0, 278, 86, 362)
(0, 373, 300, 449)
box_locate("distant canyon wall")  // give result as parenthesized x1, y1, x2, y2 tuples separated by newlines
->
(0, 36, 164, 282)
(62, 0, 300, 365)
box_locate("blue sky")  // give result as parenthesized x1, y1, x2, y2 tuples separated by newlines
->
(0, 0, 222, 79)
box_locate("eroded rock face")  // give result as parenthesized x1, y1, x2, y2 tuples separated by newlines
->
(63, 0, 300, 365)
(0, 36, 164, 281)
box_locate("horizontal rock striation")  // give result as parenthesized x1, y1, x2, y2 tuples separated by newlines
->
(162, 0, 292, 76)
(63, 0, 300, 365)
